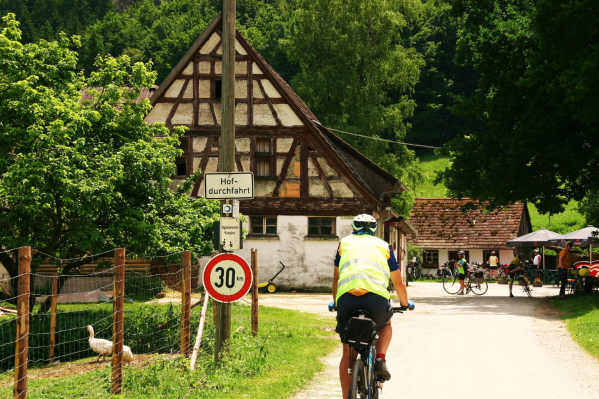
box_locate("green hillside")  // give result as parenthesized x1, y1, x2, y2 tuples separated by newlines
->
(414, 154, 587, 233)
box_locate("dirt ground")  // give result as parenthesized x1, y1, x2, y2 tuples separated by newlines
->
(257, 282, 599, 399)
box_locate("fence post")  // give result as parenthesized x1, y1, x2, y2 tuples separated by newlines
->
(181, 250, 191, 357)
(111, 248, 125, 395)
(49, 274, 58, 363)
(14, 246, 31, 399)
(251, 249, 258, 337)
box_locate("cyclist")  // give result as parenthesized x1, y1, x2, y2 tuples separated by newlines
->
(456, 250, 468, 295)
(332, 214, 409, 399)
(508, 250, 529, 297)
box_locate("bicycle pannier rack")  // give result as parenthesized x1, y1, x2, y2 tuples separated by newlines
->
(343, 314, 376, 350)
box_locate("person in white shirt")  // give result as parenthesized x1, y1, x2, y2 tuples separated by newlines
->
(533, 249, 541, 268)
(533, 249, 542, 281)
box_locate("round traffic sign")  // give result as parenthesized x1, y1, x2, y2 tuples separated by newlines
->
(202, 253, 253, 303)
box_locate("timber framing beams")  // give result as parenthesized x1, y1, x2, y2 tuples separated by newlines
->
(273, 139, 299, 197)
(310, 154, 334, 198)
(149, 14, 404, 213)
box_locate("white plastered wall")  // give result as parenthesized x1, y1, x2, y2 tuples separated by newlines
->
(499, 250, 515, 265)
(469, 249, 484, 264)
(197, 216, 355, 290)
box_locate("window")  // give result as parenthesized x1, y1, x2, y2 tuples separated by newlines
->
(214, 79, 222, 100)
(175, 158, 187, 177)
(422, 250, 439, 267)
(448, 250, 469, 263)
(250, 216, 277, 235)
(308, 217, 336, 236)
(254, 138, 274, 177)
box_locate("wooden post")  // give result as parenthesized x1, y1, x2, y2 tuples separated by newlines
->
(181, 251, 192, 357)
(49, 275, 58, 363)
(190, 293, 210, 370)
(215, 0, 236, 363)
(251, 249, 258, 336)
(111, 248, 125, 395)
(14, 246, 31, 399)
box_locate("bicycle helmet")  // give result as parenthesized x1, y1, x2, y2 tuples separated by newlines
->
(458, 250, 464, 255)
(352, 214, 377, 234)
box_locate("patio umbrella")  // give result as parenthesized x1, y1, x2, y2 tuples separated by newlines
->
(548, 226, 599, 262)
(506, 229, 562, 269)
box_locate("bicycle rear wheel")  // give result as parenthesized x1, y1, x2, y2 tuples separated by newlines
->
(469, 278, 488, 295)
(368, 346, 379, 399)
(443, 276, 461, 294)
(348, 358, 365, 399)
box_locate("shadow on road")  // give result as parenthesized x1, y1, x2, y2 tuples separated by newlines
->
(409, 295, 565, 320)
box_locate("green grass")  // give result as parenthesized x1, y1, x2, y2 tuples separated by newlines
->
(0, 304, 337, 399)
(412, 153, 450, 198)
(414, 153, 587, 231)
(527, 201, 587, 234)
(550, 295, 599, 359)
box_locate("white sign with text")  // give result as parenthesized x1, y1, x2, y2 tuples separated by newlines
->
(204, 172, 254, 199)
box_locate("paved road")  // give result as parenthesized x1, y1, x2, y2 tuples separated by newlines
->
(258, 282, 599, 399)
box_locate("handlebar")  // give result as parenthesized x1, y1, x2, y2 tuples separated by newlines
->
(328, 300, 415, 312)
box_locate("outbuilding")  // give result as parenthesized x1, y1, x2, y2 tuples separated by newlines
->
(408, 198, 531, 275)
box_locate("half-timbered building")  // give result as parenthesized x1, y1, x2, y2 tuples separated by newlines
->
(145, 15, 413, 289)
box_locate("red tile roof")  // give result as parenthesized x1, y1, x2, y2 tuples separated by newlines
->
(408, 198, 531, 250)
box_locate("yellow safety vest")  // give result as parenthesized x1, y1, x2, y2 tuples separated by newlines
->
(336, 234, 391, 302)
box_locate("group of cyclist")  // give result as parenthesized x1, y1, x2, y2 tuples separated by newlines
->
(452, 249, 532, 296)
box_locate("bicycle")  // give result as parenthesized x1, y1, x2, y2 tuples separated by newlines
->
(407, 261, 421, 281)
(510, 272, 533, 297)
(443, 265, 488, 295)
(329, 302, 414, 399)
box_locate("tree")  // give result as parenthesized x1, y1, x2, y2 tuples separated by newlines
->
(400, 0, 479, 147)
(0, 0, 114, 43)
(283, 0, 424, 214)
(0, 14, 219, 303)
(441, 0, 599, 214)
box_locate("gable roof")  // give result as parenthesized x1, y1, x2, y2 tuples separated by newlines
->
(408, 198, 531, 250)
(149, 14, 404, 205)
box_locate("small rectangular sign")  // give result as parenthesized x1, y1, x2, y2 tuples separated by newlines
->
(204, 172, 254, 199)
(219, 217, 242, 251)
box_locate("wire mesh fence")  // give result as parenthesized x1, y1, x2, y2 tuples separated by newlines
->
(0, 247, 203, 398)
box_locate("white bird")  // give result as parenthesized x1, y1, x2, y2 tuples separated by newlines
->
(87, 325, 134, 363)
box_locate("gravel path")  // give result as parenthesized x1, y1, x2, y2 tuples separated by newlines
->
(257, 282, 599, 399)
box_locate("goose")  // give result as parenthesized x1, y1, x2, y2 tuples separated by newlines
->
(87, 325, 134, 363)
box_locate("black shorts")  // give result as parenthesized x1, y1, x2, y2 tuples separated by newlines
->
(335, 293, 392, 338)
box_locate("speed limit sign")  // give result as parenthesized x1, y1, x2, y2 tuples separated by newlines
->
(202, 253, 253, 303)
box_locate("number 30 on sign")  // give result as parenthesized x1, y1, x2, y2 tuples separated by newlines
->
(202, 253, 253, 303)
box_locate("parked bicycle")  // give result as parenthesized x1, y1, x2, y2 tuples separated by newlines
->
(407, 260, 421, 281)
(437, 261, 454, 279)
(443, 264, 488, 295)
(329, 302, 414, 399)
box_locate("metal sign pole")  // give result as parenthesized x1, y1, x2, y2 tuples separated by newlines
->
(215, 0, 236, 363)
